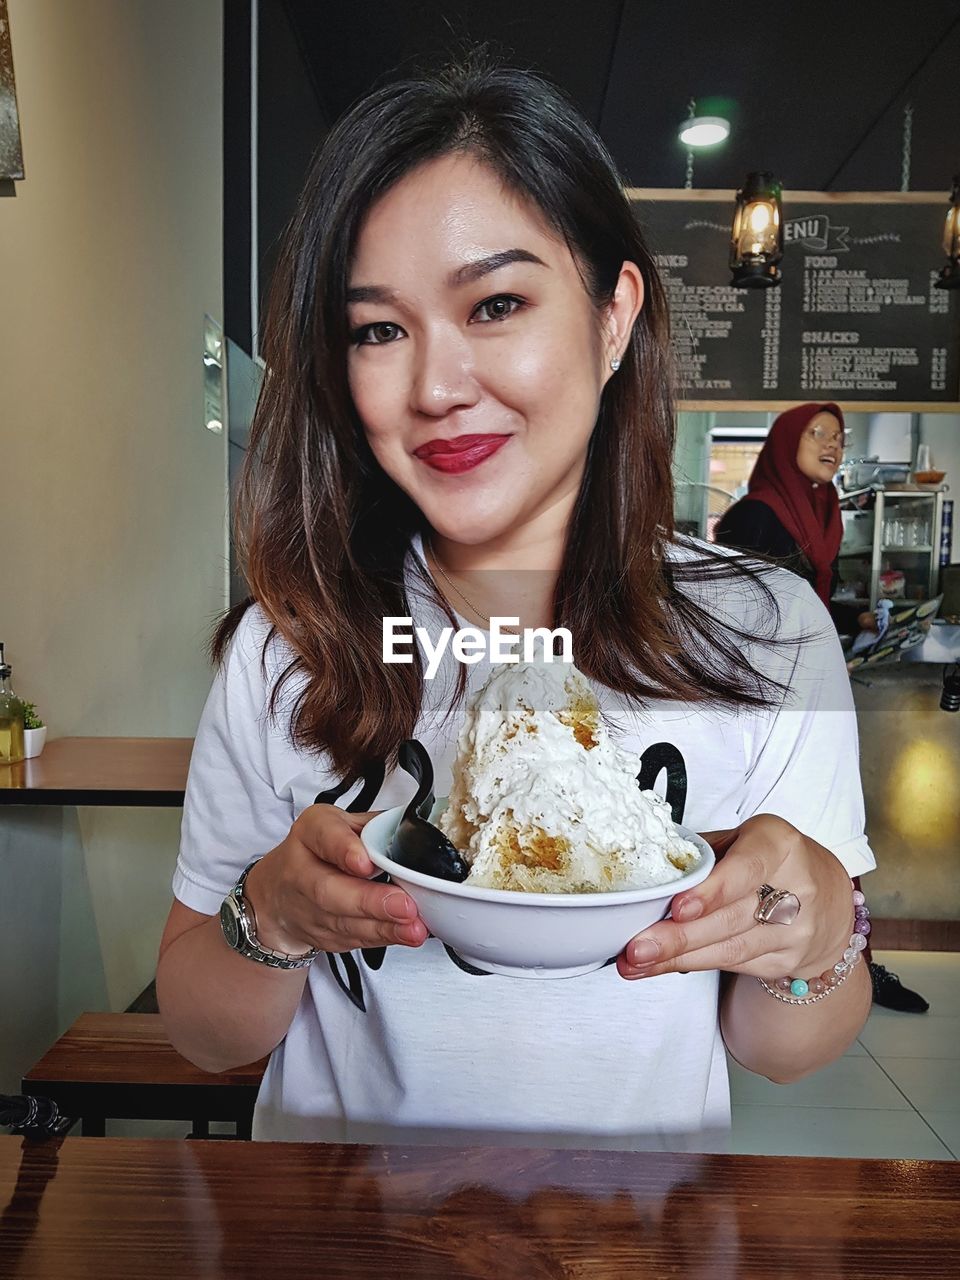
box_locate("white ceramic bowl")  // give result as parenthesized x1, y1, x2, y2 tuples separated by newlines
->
(361, 804, 715, 979)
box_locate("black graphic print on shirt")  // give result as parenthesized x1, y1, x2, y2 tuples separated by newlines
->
(636, 742, 688, 825)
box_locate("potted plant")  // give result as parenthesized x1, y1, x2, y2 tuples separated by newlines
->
(21, 702, 47, 758)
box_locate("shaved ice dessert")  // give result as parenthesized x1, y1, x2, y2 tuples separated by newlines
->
(438, 662, 701, 893)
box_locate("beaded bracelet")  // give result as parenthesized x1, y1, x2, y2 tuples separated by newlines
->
(757, 887, 870, 1006)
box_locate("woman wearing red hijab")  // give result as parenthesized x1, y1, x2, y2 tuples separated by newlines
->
(716, 403, 929, 1014)
(715, 402, 845, 608)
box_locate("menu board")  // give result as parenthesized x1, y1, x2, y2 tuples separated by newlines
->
(630, 192, 960, 408)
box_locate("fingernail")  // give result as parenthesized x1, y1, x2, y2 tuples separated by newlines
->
(383, 891, 412, 921)
(675, 898, 703, 922)
(348, 849, 372, 875)
(623, 963, 654, 980)
(629, 938, 659, 966)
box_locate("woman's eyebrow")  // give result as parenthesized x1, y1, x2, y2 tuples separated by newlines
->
(448, 248, 548, 286)
(346, 283, 398, 305)
(346, 249, 548, 306)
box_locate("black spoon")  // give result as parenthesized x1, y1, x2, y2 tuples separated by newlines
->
(387, 740, 469, 882)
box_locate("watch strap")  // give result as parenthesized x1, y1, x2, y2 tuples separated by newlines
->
(225, 860, 322, 970)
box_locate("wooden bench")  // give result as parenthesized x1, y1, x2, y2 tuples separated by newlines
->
(22, 1013, 267, 1138)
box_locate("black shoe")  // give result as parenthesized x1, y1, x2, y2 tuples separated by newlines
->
(870, 962, 930, 1013)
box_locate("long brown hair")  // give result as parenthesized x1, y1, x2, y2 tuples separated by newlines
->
(216, 57, 788, 777)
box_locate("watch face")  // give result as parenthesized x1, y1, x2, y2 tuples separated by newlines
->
(220, 898, 241, 949)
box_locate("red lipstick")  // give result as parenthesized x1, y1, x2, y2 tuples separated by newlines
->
(414, 434, 510, 474)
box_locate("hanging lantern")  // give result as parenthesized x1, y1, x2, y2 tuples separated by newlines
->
(934, 175, 960, 290)
(729, 172, 783, 288)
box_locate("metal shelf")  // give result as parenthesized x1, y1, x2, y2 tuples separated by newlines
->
(836, 490, 946, 611)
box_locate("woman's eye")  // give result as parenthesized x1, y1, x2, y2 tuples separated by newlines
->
(472, 295, 524, 324)
(350, 298, 523, 343)
(352, 321, 404, 346)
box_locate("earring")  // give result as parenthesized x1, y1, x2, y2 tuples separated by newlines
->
(610, 357, 621, 372)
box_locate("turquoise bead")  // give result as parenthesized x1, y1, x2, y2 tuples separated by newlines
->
(790, 978, 809, 997)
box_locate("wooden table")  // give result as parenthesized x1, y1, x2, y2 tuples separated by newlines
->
(22, 1014, 267, 1138)
(0, 1137, 957, 1279)
(0, 738, 193, 806)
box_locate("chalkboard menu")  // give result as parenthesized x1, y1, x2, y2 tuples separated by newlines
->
(630, 192, 960, 409)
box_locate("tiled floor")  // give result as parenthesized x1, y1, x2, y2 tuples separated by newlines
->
(105, 950, 959, 1158)
(726, 949, 960, 1160)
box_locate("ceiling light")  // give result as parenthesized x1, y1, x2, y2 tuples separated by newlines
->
(678, 116, 730, 148)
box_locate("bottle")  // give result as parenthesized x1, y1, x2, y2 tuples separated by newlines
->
(941, 500, 954, 569)
(0, 642, 25, 764)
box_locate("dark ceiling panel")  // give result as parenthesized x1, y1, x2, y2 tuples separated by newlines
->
(275, 0, 957, 193)
(282, 0, 624, 126)
(601, 0, 960, 190)
(829, 15, 960, 191)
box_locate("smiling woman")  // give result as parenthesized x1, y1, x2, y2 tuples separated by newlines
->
(714, 403, 846, 607)
(156, 56, 874, 1148)
(346, 152, 640, 549)
(218, 60, 790, 778)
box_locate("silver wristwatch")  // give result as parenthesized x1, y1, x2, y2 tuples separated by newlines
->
(219, 860, 321, 970)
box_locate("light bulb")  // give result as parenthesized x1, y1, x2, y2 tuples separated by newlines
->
(749, 204, 771, 232)
(678, 116, 730, 148)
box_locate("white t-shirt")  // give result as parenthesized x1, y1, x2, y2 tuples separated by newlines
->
(172, 537, 874, 1148)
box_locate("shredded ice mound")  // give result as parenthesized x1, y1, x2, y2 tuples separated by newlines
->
(439, 662, 701, 893)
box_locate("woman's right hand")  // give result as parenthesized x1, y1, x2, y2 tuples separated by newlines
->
(243, 805, 428, 955)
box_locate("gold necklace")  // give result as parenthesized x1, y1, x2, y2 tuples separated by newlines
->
(426, 537, 492, 626)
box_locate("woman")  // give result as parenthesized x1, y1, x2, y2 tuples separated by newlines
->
(156, 61, 874, 1146)
(714, 403, 846, 610)
(715, 405, 928, 1014)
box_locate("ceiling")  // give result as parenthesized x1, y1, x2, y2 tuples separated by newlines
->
(279, 0, 960, 193)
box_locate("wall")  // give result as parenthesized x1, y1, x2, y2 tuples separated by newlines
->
(866, 412, 914, 464)
(0, 0, 224, 1090)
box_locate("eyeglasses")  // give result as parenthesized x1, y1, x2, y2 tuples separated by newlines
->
(805, 425, 848, 448)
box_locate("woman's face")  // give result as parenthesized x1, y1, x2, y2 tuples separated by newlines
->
(795, 411, 844, 485)
(346, 152, 642, 550)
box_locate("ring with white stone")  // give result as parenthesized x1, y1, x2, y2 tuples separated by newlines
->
(754, 884, 802, 926)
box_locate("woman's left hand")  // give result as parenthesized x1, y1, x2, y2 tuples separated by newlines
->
(617, 814, 854, 982)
